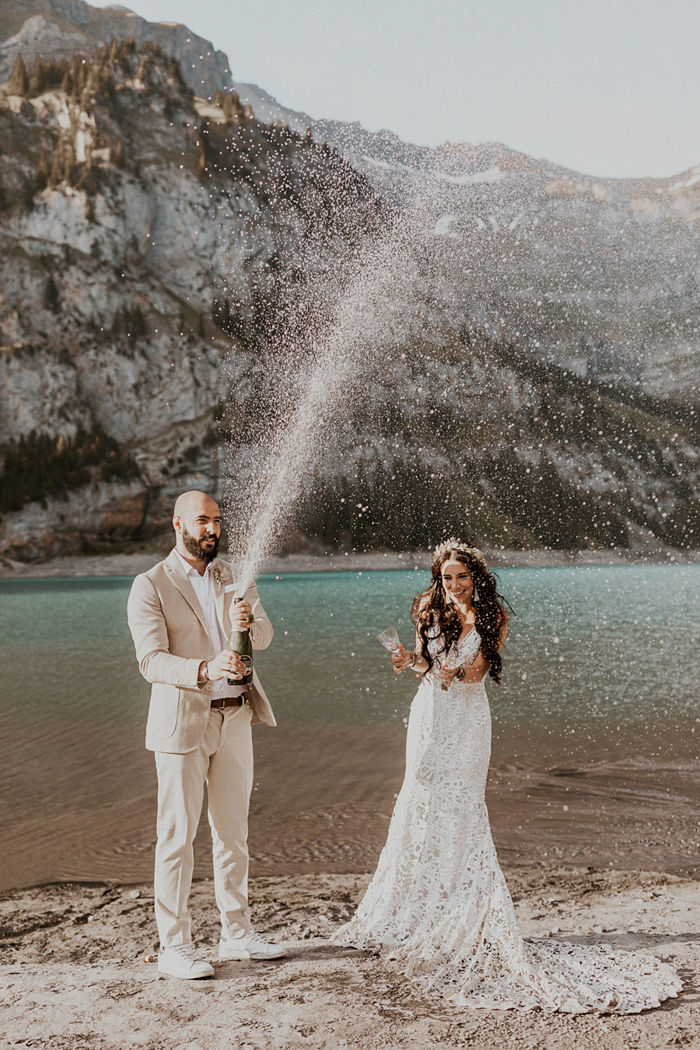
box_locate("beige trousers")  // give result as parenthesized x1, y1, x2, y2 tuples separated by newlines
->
(154, 705, 254, 947)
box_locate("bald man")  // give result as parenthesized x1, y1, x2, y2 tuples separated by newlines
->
(127, 491, 286, 979)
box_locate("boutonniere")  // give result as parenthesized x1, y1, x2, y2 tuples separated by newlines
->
(211, 565, 224, 585)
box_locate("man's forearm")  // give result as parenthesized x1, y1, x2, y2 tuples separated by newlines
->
(138, 649, 208, 689)
(249, 617, 273, 650)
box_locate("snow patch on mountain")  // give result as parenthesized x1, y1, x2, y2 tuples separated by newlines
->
(434, 166, 507, 186)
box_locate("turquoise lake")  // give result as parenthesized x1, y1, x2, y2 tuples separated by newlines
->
(0, 563, 697, 890)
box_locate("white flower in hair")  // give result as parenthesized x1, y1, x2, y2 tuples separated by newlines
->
(433, 537, 487, 570)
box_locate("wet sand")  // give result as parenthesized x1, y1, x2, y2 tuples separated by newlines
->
(2, 722, 698, 892)
(253, 723, 700, 880)
(1, 866, 697, 1049)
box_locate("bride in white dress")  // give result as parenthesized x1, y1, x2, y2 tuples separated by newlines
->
(330, 539, 681, 1013)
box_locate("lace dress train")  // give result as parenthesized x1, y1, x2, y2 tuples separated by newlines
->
(330, 631, 681, 1013)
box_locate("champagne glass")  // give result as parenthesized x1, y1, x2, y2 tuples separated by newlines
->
(376, 625, 402, 656)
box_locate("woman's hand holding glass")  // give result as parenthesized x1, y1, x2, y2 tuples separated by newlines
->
(391, 643, 415, 674)
(376, 627, 415, 674)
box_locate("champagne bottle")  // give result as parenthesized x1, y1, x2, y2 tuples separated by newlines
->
(227, 598, 253, 686)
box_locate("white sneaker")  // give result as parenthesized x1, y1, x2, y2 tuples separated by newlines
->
(157, 943, 214, 980)
(218, 930, 287, 961)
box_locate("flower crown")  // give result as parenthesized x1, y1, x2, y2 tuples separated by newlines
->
(432, 537, 488, 570)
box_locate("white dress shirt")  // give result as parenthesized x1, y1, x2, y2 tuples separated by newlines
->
(175, 550, 245, 699)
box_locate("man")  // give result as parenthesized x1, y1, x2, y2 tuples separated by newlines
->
(127, 490, 286, 979)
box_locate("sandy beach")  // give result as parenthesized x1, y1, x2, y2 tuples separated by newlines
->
(1, 865, 697, 1050)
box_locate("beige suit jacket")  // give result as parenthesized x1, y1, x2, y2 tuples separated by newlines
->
(127, 549, 276, 753)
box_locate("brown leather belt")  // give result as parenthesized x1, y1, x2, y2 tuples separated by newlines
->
(211, 696, 247, 710)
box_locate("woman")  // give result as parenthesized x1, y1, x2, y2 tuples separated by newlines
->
(331, 539, 681, 1012)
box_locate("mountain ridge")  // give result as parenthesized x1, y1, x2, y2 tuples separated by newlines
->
(0, 0, 232, 96)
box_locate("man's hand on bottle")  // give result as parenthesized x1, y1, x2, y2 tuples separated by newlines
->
(230, 600, 254, 630)
(208, 650, 247, 681)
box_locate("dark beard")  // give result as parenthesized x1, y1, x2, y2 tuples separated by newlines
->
(182, 526, 218, 564)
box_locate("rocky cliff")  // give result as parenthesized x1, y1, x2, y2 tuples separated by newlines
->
(0, 41, 383, 559)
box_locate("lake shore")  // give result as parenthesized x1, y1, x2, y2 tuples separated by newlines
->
(1, 864, 697, 1050)
(2, 554, 697, 1047)
(0, 545, 696, 579)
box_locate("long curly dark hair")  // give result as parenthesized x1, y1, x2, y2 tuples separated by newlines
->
(411, 542, 509, 682)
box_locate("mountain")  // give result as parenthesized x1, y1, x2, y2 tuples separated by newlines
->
(232, 83, 699, 405)
(0, 0, 232, 97)
(1, 1, 697, 404)
(0, 0, 698, 561)
(0, 40, 384, 559)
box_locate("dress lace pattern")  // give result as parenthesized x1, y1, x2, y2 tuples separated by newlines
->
(330, 630, 681, 1013)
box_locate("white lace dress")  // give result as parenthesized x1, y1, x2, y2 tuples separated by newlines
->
(330, 629, 682, 1012)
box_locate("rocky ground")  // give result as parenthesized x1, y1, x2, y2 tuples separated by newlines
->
(1, 866, 698, 1050)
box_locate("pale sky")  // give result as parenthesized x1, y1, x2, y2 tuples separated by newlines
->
(91, 0, 699, 178)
